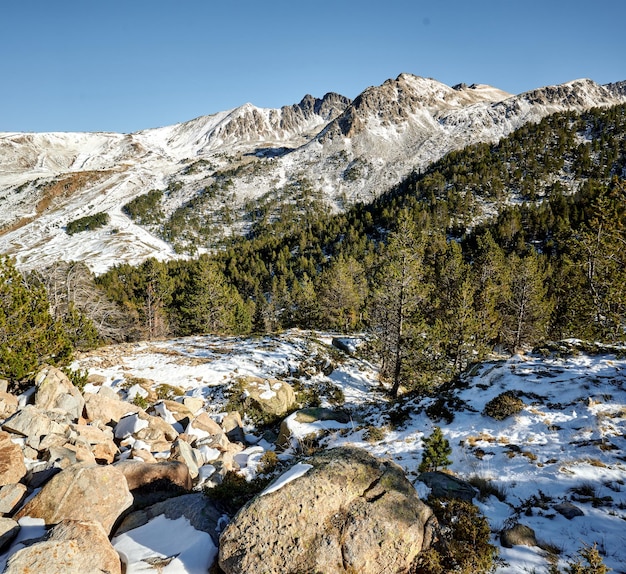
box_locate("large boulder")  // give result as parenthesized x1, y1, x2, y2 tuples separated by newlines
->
(15, 463, 133, 534)
(34, 366, 84, 422)
(219, 446, 432, 574)
(83, 391, 141, 426)
(236, 376, 296, 419)
(3, 519, 121, 574)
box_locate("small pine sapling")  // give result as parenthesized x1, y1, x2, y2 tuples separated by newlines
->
(419, 426, 452, 472)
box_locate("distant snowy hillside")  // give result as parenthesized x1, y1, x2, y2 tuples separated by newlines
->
(0, 74, 624, 273)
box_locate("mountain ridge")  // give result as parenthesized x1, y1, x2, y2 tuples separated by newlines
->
(0, 73, 624, 273)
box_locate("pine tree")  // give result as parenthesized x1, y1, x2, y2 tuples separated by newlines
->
(0, 256, 72, 381)
(370, 211, 430, 397)
(419, 426, 452, 472)
(501, 252, 554, 353)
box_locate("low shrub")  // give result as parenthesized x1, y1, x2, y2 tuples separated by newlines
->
(204, 471, 271, 515)
(363, 425, 387, 443)
(411, 498, 497, 574)
(483, 391, 525, 421)
(468, 475, 507, 502)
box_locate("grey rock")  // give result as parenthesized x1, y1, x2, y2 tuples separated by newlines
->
(418, 471, 477, 501)
(554, 501, 585, 519)
(500, 523, 538, 548)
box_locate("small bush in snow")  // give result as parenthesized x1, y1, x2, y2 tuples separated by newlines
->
(363, 425, 387, 443)
(411, 498, 497, 574)
(483, 391, 525, 421)
(468, 475, 507, 502)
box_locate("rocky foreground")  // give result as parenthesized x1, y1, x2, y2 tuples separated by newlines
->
(0, 364, 447, 573)
(2, 337, 625, 573)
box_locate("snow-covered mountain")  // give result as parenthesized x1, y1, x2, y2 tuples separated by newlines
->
(0, 74, 624, 273)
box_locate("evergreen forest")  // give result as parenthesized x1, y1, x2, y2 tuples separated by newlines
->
(2, 103, 626, 397)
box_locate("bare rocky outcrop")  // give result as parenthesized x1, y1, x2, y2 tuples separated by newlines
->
(219, 446, 432, 574)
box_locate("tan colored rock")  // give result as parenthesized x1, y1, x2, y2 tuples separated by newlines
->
(0, 432, 26, 486)
(137, 411, 179, 442)
(87, 373, 108, 386)
(130, 448, 157, 463)
(0, 483, 27, 515)
(46, 443, 96, 467)
(34, 366, 85, 421)
(221, 411, 246, 444)
(198, 431, 233, 452)
(190, 412, 223, 436)
(219, 447, 433, 574)
(68, 422, 115, 445)
(15, 463, 133, 534)
(2, 405, 69, 449)
(0, 517, 19, 551)
(158, 399, 195, 424)
(0, 391, 18, 420)
(171, 439, 200, 479)
(182, 396, 204, 414)
(83, 392, 141, 426)
(37, 432, 69, 452)
(115, 460, 192, 491)
(3, 519, 121, 574)
(91, 441, 119, 464)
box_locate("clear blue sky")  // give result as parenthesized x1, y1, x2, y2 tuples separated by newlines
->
(2, 0, 625, 134)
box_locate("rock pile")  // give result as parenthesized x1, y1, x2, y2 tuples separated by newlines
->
(0, 365, 252, 571)
(0, 365, 439, 573)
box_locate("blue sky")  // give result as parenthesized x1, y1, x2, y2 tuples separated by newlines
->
(2, 0, 625, 134)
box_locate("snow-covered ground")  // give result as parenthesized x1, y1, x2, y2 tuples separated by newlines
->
(73, 332, 626, 573)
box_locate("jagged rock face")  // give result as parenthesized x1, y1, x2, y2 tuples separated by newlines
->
(320, 73, 512, 140)
(218, 446, 433, 574)
(606, 80, 626, 97)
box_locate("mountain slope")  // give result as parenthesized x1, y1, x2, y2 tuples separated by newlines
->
(0, 74, 624, 273)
